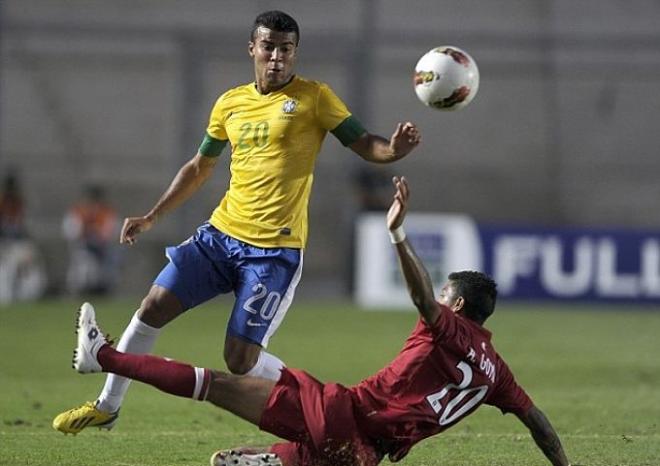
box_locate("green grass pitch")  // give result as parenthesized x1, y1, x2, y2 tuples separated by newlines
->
(1, 298, 659, 465)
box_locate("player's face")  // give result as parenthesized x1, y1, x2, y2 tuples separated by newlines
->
(437, 281, 461, 312)
(249, 27, 298, 94)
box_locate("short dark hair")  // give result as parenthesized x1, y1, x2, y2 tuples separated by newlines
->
(448, 271, 497, 323)
(251, 10, 300, 45)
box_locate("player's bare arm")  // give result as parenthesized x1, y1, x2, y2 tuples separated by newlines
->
(349, 122, 421, 163)
(387, 176, 441, 324)
(516, 405, 571, 466)
(120, 153, 218, 245)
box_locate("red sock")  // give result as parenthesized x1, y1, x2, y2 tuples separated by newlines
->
(270, 442, 301, 466)
(97, 345, 211, 400)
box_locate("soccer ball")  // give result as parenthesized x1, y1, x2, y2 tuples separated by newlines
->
(413, 46, 479, 111)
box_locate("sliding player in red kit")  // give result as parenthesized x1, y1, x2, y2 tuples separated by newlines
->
(63, 176, 570, 466)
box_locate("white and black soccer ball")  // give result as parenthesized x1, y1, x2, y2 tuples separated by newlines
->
(413, 46, 479, 111)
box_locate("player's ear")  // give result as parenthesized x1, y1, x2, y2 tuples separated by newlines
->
(248, 41, 255, 58)
(453, 296, 466, 313)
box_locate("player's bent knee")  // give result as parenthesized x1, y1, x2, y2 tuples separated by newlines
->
(224, 352, 259, 375)
(224, 336, 262, 375)
(137, 288, 184, 328)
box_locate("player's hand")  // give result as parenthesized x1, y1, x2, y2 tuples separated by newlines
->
(387, 176, 409, 230)
(120, 215, 155, 245)
(389, 122, 421, 158)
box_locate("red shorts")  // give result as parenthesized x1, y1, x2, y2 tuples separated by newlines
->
(259, 368, 383, 466)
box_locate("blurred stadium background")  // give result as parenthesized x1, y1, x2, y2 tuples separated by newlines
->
(3, 0, 660, 300)
(2, 2, 660, 465)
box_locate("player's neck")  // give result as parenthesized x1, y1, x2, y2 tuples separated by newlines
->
(254, 75, 295, 95)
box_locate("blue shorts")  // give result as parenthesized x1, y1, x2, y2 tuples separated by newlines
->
(154, 223, 303, 347)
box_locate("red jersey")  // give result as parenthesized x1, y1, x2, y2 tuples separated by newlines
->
(351, 305, 533, 461)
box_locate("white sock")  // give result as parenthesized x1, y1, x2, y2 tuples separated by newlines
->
(193, 367, 211, 401)
(245, 351, 285, 381)
(96, 312, 161, 413)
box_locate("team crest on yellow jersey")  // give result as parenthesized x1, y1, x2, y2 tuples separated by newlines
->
(282, 99, 298, 114)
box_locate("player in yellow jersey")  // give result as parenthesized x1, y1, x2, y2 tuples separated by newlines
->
(53, 10, 421, 434)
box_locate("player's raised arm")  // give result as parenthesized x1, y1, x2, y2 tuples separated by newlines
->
(120, 152, 219, 245)
(387, 176, 441, 324)
(516, 405, 571, 466)
(349, 122, 421, 163)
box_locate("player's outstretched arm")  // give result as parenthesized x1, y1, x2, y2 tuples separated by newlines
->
(349, 122, 421, 163)
(387, 176, 441, 324)
(120, 152, 218, 245)
(516, 405, 570, 466)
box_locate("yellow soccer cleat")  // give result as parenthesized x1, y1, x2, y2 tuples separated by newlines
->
(52, 401, 119, 434)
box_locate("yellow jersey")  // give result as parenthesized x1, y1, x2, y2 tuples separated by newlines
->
(199, 76, 365, 248)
